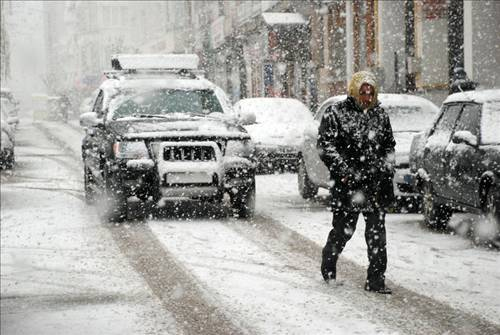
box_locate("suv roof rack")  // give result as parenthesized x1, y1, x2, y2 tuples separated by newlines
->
(103, 68, 203, 80)
(111, 54, 199, 71)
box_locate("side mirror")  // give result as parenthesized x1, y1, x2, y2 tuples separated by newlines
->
(452, 130, 477, 147)
(238, 111, 256, 125)
(80, 112, 103, 128)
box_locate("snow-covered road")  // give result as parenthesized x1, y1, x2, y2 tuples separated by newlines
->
(1, 120, 499, 335)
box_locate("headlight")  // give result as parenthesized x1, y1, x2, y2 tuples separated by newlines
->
(225, 139, 254, 158)
(113, 141, 149, 159)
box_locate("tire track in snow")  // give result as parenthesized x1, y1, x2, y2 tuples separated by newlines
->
(224, 214, 500, 335)
(37, 121, 252, 335)
(108, 222, 250, 335)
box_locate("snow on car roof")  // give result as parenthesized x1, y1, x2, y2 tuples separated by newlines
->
(111, 54, 199, 70)
(101, 76, 216, 92)
(262, 12, 307, 25)
(443, 89, 500, 104)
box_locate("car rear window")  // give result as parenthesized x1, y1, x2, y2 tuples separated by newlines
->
(481, 101, 500, 144)
(110, 89, 223, 119)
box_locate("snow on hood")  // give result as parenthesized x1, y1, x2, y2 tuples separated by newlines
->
(235, 98, 312, 147)
(113, 118, 249, 140)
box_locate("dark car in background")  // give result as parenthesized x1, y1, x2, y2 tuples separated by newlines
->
(411, 89, 500, 239)
(80, 54, 256, 221)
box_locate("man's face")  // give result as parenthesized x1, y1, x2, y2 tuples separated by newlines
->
(359, 83, 374, 109)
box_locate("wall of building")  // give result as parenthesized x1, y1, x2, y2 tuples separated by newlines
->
(471, 0, 500, 89)
(377, 1, 405, 93)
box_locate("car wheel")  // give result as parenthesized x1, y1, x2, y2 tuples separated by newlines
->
(298, 157, 318, 199)
(231, 181, 255, 219)
(2, 150, 15, 169)
(84, 166, 97, 204)
(422, 182, 451, 230)
(101, 169, 128, 222)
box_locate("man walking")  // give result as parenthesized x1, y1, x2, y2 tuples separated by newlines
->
(317, 71, 396, 294)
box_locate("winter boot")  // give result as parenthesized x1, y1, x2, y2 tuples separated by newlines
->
(364, 282, 392, 294)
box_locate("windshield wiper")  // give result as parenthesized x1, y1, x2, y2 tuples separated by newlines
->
(133, 114, 171, 119)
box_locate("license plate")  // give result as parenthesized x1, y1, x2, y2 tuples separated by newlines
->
(403, 174, 414, 184)
(165, 172, 212, 184)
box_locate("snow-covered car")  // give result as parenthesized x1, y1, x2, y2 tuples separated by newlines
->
(411, 89, 500, 234)
(80, 54, 256, 221)
(233, 97, 313, 172)
(0, 92, 20, 129)
(298, 93, 439, 211)
(0, 104, 15, 169)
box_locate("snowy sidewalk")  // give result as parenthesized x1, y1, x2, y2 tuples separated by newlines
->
(1, 122, 176, 335)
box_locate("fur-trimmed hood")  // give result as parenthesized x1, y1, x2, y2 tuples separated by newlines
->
(348, 71, 378, 109)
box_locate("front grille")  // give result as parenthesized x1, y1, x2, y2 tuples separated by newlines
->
(163, 146, 216, 161)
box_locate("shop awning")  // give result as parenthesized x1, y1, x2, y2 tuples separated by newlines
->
(262, 12, 307, 26)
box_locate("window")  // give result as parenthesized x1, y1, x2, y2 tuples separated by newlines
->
(481, 101, 500, 144)
(431, 104, 462, 137)
(111, 89, 223, 119)
(425, 104, 462, 147)
(315, 103, 331, 121)
(454, 103, 481, 136)
(92, 91, 104, 117)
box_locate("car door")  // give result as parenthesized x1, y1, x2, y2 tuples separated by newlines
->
(445, 103, 482, 207)
(303, 102, 330, 187)
(422, 103, 463, 198)
(83, 90, 106, 182)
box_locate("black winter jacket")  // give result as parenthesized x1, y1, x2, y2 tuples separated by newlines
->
(317, 96, 396, 212)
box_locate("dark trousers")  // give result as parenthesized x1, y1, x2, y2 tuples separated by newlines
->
(321, 210, 387, 288)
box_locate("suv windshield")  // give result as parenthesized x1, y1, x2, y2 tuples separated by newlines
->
(110, 88, 224, 119)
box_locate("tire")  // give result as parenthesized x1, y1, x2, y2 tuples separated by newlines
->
(5, 157, 14, 169)
(84, 166, 96, 204)
(101, 168, 128, 222)
(1, 150, 14, 169)
(231, 180, 256, 219)
(422, 182, 451, 230)
(298, 157, 318, 199)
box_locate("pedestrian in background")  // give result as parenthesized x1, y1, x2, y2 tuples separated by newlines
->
(317, 71, 396, 294)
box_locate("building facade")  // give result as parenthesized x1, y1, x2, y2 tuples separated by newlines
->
(42, 0, 499, 108)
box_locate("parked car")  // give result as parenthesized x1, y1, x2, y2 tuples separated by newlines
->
(298, 93, 440, 211)
(233, 97, 313, 173)
(80, 54, 256, 221)
(0, 102, 15, 169)
(31, 94, 67, 122)
(0, 88, 20, 128)
(410, 89, 500, 234)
